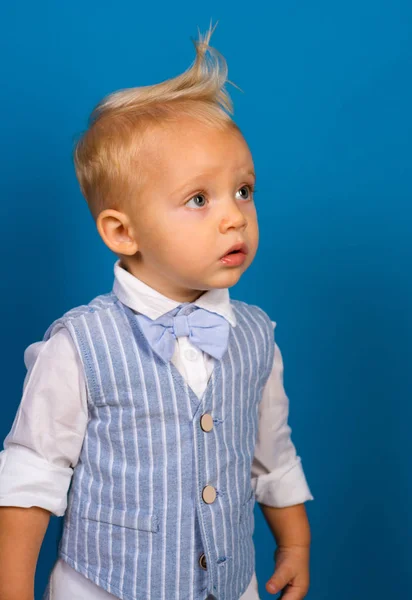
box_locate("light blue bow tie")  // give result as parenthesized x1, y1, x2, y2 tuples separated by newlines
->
(136, 305, 230, 363)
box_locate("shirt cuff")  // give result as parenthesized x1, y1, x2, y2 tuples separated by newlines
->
(253, 458, 314, 507)
(0, 446, 73, 517)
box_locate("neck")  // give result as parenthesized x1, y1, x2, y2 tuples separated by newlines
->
(119, 258, 206, 304)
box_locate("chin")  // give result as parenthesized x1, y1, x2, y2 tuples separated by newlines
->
(210, 270, 244, 289)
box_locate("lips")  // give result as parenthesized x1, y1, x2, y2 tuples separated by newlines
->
(219, 242, 249, 267)
(221, 242, 249, 259)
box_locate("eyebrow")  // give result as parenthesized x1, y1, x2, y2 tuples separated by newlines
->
(231, 167, 256, 182)
(172, 168, 256, 197)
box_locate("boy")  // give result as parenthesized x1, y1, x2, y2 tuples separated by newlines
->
(0, 27, 313, 600)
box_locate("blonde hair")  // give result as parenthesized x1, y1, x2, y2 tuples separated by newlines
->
(74, 24, 238, 218)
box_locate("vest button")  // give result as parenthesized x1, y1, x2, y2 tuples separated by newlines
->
(200, 414, 214, 432)
(199, 553, 207, 570)
(202, 485, 217, 504)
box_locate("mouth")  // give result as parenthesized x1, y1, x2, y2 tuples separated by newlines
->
(220, 242, 249, 266)
(220, 242, 249, 259)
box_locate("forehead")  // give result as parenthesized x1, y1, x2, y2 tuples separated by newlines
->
(141, 117, 254, 182)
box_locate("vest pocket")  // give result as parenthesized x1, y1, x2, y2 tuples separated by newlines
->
(80, 502, 159, 533)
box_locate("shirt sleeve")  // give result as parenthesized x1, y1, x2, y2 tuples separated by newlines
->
(252, 323, 314, 507)
(0, 328, 88, 516)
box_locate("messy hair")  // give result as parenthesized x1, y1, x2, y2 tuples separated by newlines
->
(74, 24, 238, 218)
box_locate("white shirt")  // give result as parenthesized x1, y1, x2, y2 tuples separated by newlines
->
(0, 262, 313, 600)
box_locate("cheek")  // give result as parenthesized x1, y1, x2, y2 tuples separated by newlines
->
(166, 211, 209, 241)
(147, 216, 204, 257)
(140, 212, 178, 246)
(247, 210, 259, 239)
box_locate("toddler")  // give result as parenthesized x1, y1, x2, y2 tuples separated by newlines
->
(0, 26, 313, 600)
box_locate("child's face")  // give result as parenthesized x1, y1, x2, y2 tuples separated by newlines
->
(123, 117, 258, 302)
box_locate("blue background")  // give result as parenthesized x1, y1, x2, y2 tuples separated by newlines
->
(1, 1, 411, 598)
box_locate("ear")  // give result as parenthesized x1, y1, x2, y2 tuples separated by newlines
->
(96, 209, 139, 256)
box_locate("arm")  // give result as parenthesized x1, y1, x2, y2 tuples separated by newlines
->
(260, 502, 311, 548)
(0, 329, 88, 599)
(0, 506, 51, 600)
(252, 339, 313, 508)
(260, 503, 311, 597)
(252, 334, 313, 598)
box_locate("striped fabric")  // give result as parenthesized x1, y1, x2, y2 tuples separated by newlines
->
(43, 293, 274, 600)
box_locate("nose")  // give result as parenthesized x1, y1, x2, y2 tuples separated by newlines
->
(218, 199, 248, 234)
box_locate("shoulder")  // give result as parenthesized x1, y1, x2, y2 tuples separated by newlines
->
(24, 328, 80, 372)
(43, 292, 119, 340)
(230, 298, 276, 329)
(231, 299, 276, 379)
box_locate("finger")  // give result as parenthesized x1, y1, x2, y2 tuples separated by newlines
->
(266, 564, 294, 595)
(279, 584, 308, 600)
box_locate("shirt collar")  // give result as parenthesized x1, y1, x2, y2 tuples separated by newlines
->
(112, 260, 237, 327)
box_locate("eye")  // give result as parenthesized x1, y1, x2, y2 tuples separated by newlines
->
(186, 194, 207, 208)
(236, 185, 253, 201)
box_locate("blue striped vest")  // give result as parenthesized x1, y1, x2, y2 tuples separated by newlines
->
(44, 292, 274, 600)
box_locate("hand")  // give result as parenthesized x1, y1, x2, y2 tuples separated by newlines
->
(266, 544, 310, 599)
